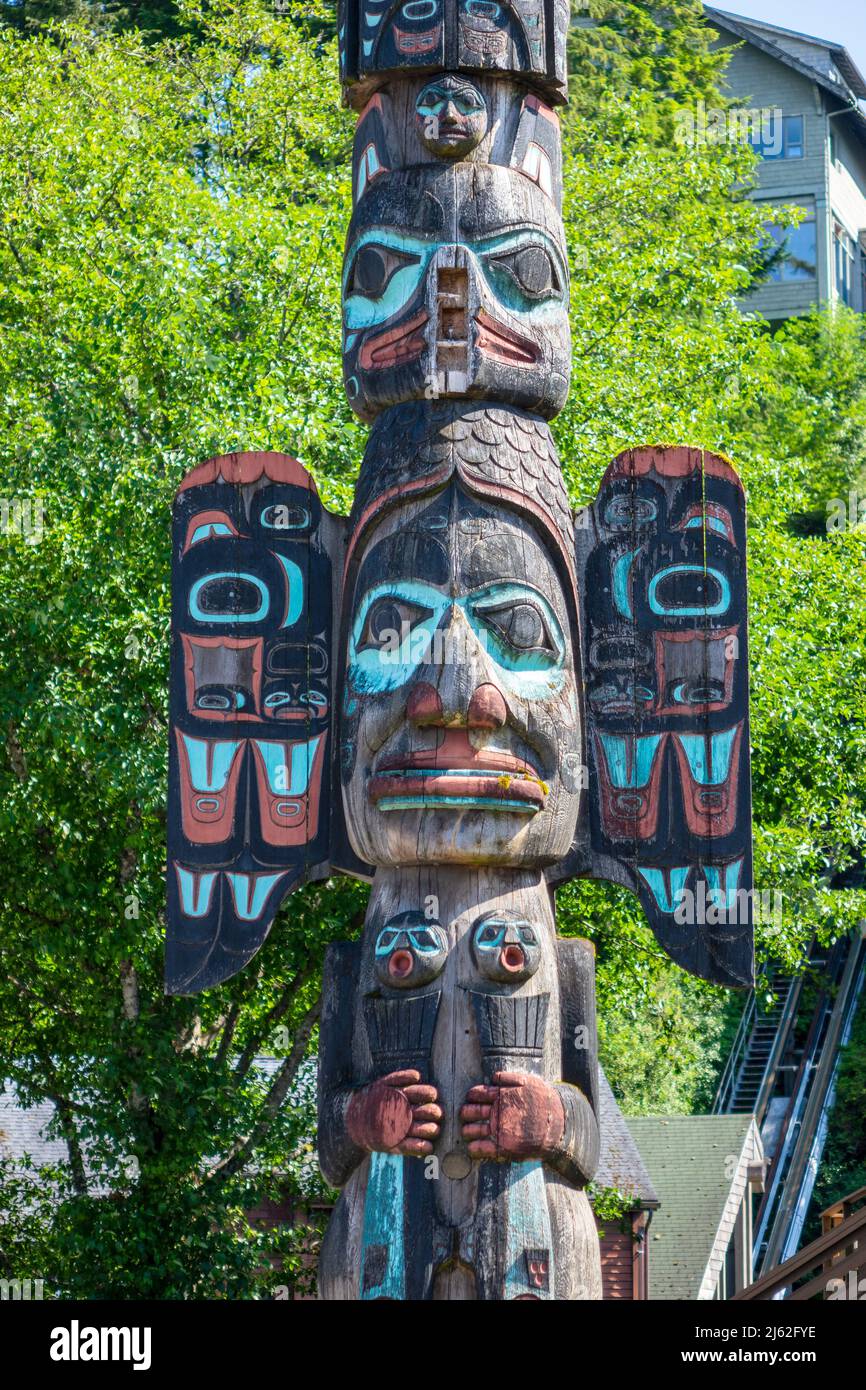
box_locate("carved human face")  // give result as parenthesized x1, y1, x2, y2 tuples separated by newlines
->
(415, 76, 488, 158)
(340, 485, 582, 867)
(342, 163, 570, 421)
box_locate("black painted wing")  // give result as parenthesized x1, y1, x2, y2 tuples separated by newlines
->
(166, 452, 341, 993)
(574, 446, 754, 988)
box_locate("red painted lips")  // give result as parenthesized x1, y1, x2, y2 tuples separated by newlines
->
(368, 730, 546, 810)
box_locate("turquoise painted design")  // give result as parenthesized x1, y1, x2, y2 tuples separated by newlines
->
(189, 520, 234, 545)
(356, 147, 381, 201)
(474, 918, 536, 952)
(349, 579, 566, 699)
(676, 727, 738, 785)
(252, 735, 321, 795)
(503, 1161, 554, 1300)
(260, 504, 310, 531)
(377, 794, 536, 813)
(638, 865, 691, 914)
(360, 1152, 406, 1301)
(181, 735, 242, 793)
(603, 496, 657, 529)
(598, 732, 662, 789)
(703, 859, 743, 912)
(343, 228, 568, 331)
(375, 923, 447, 955)
(225, 870, 287, 922)
(274, 553, 304, 628)
(176, 866, 217, 917)
(647, 564, 730, 618)
(611, 550, 638, 620)
(684, 514, 728, 537)
(189, 572, 269, 624)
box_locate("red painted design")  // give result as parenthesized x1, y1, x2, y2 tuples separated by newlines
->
(174, 730, 245, 845)
(672, 722, 743, 838)
(249, 734, 327, 847)
(653, 628, 737, 716)
(594, 731, 667, 843)
(357, 310, 429, 371)
(181, 634, 263, 721)
(474, 309, 539, 365)
(182, 509, 241, 554)
(603, 445, 740, 485)
(177, 451, 314, 492)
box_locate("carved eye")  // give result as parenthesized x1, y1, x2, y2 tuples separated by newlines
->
(347, 243, 420, 299)
(475, 599, 556, 656)
(487, 245, 560, 300)
(358, 596, 434, 651)
(476, 923, 503, 946)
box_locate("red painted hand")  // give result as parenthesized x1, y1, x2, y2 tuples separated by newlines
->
(460, 1071, 565, 1161)
(346, 1069, 443, 1158)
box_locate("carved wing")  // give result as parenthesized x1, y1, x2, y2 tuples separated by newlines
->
(166, 452, 340, 993)
(574, 446, 754, 988)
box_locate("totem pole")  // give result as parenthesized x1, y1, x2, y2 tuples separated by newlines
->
(166, 0, 755, 1301)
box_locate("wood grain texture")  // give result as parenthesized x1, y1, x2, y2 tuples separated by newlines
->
(338, 0, 570, 108)
(317, 867, 603, 1299)
(343, 162, 570, 421)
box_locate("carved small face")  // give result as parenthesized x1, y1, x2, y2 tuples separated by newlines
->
(415, 77, 488, 158)
(341, 485, 582, 868)
(470, 910, 541, 983)
(373, 910, 448, 988)
(342, 164, 570, 421)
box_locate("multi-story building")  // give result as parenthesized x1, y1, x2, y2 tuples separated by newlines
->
(705, 7, 866, 321)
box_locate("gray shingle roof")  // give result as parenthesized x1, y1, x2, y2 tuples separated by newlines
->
(596, 1070, 659, 1208)
(0, 1084, 67, 1168)
(625, 1114, 761, 1299)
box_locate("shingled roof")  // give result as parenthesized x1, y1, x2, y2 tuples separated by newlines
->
(0, 1083, 67, 1169)
(625, 1113, 764, 1299)
(596, 1069, 659, 1209)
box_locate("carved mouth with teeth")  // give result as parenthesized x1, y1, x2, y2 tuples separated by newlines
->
(368, 731, 547, 814)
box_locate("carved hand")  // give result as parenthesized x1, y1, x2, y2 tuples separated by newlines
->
(346, 1069, 442, 1158)
(460, 1071, 565, 1162)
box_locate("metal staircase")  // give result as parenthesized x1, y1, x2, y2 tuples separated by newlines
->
(712, 968, 801, 1123)
(712, 930, 866, 1286)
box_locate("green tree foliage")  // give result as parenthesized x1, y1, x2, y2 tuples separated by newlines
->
(568, 1, 730, 130)
(0, 1, 864, 1293)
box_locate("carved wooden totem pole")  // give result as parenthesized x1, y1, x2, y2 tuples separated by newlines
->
(166, 0, 755, 1301)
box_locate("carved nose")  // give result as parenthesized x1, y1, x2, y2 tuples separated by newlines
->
(406, 680, 506, 729)
(467, 683, 507, 730)
(407, 682, 443, 726)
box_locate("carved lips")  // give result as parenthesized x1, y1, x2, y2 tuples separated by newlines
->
(368, 730, 546, 813)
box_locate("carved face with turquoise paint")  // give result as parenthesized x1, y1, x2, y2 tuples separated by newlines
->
(470, 909, 542, 983)
(373, 910, 449, 988)
(342, 163, 570, 421)
(340, 484, 582, 868)
(415, 76, 488, 157)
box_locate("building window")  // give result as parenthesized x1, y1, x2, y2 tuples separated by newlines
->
(750, 113, 804, 160)
(764, 205, 817, 282)
(833, 222, 855, 305)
